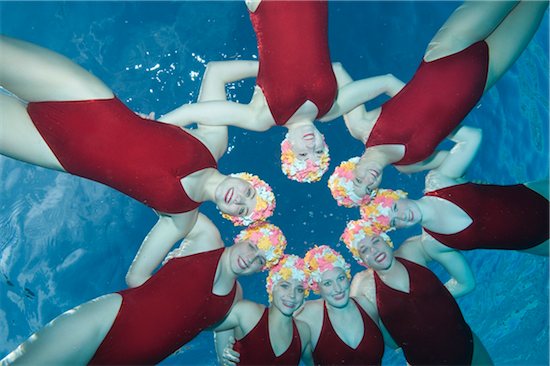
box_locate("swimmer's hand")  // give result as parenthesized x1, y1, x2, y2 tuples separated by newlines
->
(135, 111, 156, 120)
(222, 336, 240, 366)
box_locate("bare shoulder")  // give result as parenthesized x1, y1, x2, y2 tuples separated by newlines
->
(295, 318, 311, 337)
(297, 299, 323, 320)
(396, 236, 425, 261)
(235, 299, 264, 314)
(352, 295, 379, 322)
(351, 269, 376, 302)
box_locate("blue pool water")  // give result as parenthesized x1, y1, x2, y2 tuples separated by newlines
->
(0, 2, 548, 365)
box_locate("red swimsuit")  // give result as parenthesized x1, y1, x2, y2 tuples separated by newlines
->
(374, 258, 473, 365)
(27, 97, 217, 214)
(366, 41, 489, 165)
(234, 308, 302, 365)
(313, 299, 384, 365)
(424, 183, 549, 250)
(250, 0, 337, 125)
(89, 248, 236, 365)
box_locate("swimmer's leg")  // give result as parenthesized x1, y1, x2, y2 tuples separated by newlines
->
(424, 1, 517, 62)
(1, 293, 121, 366)
(0, 93, 63, 170)
(525, 179, 549, 200)
(0, 35, 113, 102)
(471, 331, 494, 366)
(484, 1, 548, 90)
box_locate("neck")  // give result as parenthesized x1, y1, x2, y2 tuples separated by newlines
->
(416, 196, 434, 226)
(199, 169, 226, 203)
(374, 256, 400, 282)
(285, 119, 315, 130)
(218, 248, 238, 283)
(325, 297, 352, 314)
(360, 148, 392, 170)
(269, 304, 294, 324)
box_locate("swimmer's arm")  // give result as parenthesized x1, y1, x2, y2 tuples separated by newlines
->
(429, 247, 475, 298)
(432, 126, 482, 179)
(215, 333, 239, 366)
(320, 66, 405, 122)
(297, 321, 314, 366)
(125, 212, 197, 287)
(159, 60, 271, 131)
(395, 150, 450, 174)
(159, 101, 271, 131)
(380, 320, 400, 349)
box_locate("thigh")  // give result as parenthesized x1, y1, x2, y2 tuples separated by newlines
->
(484, 1, 548, 90)
(0, 93, 64, 171)
(424, 1, 517, 62)
(0, 35, 113, 102)
(3, 294, 122, 366)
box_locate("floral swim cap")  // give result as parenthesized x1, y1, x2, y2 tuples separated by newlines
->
(280, 134, 330, 183)
(328, 157, 376, 207)
(221, 173, 276, 226)
(233, 221, 287, 270)
(266, 254, 310, 303)
(304, 245, 351, 294)
(341, 219, 394, 267)
(359, 189, 408, 231)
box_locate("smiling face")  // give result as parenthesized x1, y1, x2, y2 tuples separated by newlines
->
(351, 161, 383, 197)
(286, 124, 326, 162)
(215, 176, 256, 217)
(229, 240, 267, 276)
(318, 267, 351, 308)
(271, 278, 306, 316)
(356, 235, 394, 271)
(388, 198, 422, 229)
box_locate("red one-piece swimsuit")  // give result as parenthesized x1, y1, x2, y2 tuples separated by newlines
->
(250, 0, 337, 125)
(27, 97, 217, 214)
(366, 41, 489, 165)
(313, 299, 384, 365)
(234, 308, 302, 365)
(374, 258, 473, 365)
(423, 182, 549, 250)
(89, 248, 236, 365)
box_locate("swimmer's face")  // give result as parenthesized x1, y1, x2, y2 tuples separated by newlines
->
(388, 198, 422, 229)
(271, 278, 306, 316)
(351, 161, 383, 197)
(230, 240, 267, 275)
(356, 235, 393, 271)
(318, 267, 350, 308)
(287, 125, 326, 163)
(215, 177, 256, 217)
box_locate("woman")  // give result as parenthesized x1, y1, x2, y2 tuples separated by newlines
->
(344, 223, 493, 365)
(0, 35, 276, 287)
(358, 124, 549, 258)
(159, 0, 404, 183)
(300, 245, 385, 365)
(329, 0, 548, 200)
(224, 245, 386, 366)
(214, 254, 313, 366)
(1, 217, 287, 365)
